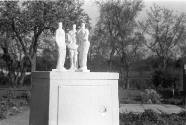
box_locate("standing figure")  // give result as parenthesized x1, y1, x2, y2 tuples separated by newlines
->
(67, 24, 78, 71)
(77, 22, 90, 72)
(55, 22, 66, 71)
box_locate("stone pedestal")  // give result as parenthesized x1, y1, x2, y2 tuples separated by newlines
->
(29, 71, 119, 125)
(183, 64, 186, 108)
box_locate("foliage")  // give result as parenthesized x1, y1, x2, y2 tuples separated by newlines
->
(0, 35, 25, 86)
(22, 74, 31, 86)
(152, 69, 179, 89)
(129, 79, 153, 90)
(36, 48, 57, 71)
(93, 0, 145, 65)
(93, 0, 145, 88)
(120, 110, 186, 125)
(21, 90, 31, 104)
(0, 72, 9, 86)
(141, 89, 161, 104)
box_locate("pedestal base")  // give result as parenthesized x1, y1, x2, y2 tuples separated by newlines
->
(52, 68, 67, 72)
(29, 72, 119, 125)
(77, 67, 90, 72)
(76, 69, 90, 72)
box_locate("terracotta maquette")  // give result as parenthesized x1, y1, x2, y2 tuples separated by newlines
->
(77, 23, 90, 72)
(67, 24, 78, 71)
(53, 22, 66, 71)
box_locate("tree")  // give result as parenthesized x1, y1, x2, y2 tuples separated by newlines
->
(0, 0, 90, 86)
(93, 0, 144, 88)
(140, 4, 186, 70)
(0, 33, 22, 87)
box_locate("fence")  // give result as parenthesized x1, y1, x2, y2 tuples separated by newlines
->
(0, 88, 31, 99)
(120, 71, 183, 90)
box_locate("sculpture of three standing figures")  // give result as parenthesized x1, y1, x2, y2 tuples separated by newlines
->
(54, 22, 90, 72)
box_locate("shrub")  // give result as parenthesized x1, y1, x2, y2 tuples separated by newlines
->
(120, 110, 186, 125)
(0, 72, 9, 86)
(23, 75, 31, 86)
(22, 90, 31, 104)
(152, 69, 178, 89)
(141, 110, 158, 121)
(141, 89, 161, 104)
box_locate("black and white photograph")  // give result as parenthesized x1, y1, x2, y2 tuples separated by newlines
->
(0, 0, 186, 125)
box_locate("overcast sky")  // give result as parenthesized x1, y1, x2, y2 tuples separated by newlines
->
(82, 0, 186, 27)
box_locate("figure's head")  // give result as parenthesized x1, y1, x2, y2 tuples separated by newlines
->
(59, 22, 63, 28)
(81, 23, 85, 29)
(73, 24, 76, 30)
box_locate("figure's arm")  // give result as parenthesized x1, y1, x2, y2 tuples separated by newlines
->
(85, 29, 89, 41)
(67, 33, 72, 45)
(76, 31, 80, 45)
(55, 30, 59, 44)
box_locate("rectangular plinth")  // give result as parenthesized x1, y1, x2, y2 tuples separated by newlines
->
(32, 71, 119, 80)
(29, 71, 119, 125)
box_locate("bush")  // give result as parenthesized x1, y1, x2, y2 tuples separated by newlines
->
(0, 72, 9, 86)
(120, 110, 163, 124)
(120, 110, 186, 125)
(152, 69, 178, 89)
(22, 90, 31, 104)
(23, 75, 31, 86)
(141, 89, 161, 104)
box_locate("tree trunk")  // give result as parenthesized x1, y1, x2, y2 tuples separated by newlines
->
(125, 70, 130, 89)
(108, 49, 115, 71)
(120, 68, 125, 88)
(18, 66, 27, 86)
(109, 60, 112, 71)
(19, 72, 26, 86)
(107, 59, 112, 72)
(31, 54, 37, 72)
(162, 57, 168, 71)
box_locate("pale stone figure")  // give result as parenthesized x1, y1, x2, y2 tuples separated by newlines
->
(67, 24, 78, 71)
(55, 22, 66, 71)
(77, 23, 90, 72)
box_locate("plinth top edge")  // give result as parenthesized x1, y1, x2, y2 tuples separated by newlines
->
(31, 71, 119, 80)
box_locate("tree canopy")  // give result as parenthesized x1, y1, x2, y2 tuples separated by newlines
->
(140, 4, 186, 70)
(91, 0, 144, 88)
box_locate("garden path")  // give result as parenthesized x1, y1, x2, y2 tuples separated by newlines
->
(120, 104, 186, 114)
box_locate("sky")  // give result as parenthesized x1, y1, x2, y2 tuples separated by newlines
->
(82, 0, 186, 27)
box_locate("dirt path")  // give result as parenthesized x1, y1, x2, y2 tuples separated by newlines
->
(120, 104, 186, 114)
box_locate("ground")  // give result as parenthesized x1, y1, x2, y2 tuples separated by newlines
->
(120, 104, 186, 114)
(0, 104, 185, 125)
(0, 107, 29, 125)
